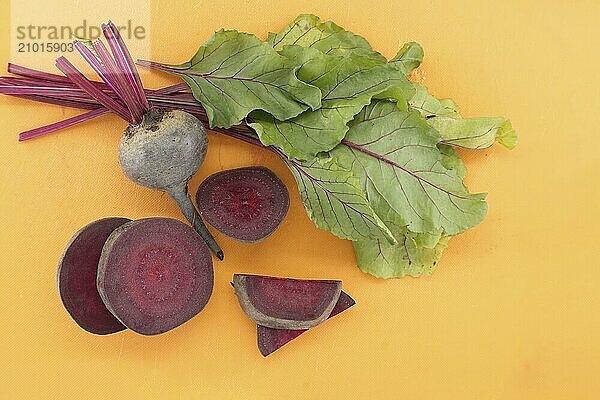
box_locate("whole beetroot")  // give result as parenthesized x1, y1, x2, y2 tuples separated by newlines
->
(119, 109, 222, 259)
(52, 22, 222, 259)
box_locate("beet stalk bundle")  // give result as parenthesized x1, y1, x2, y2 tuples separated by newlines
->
(0, 23, 253, 259)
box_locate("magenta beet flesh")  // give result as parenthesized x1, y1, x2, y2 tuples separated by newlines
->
(97, 218, 214, 335)
(257, 291, 355, 356)
(57, 217, 130, 335)
(233, 274, 342, 330)
(196, 167, 289, 242)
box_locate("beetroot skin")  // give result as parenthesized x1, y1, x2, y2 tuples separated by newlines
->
(119, 109, 223, 260)
(257, 291, 356, 356)
(233, 274, 342, 330)
(57, 218, 130, 335)
(196, 167, 290, 242)
(97, 218, 214, 335)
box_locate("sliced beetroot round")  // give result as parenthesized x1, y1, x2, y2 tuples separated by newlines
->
(232, 274, 342, 330)
(97, 218, 214, 335)
(57, 217, 131, 335)
(257, 291, 356, 357)
(196, 167, 289, 242)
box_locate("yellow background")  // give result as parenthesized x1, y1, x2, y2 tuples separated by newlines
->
(1, 1, 599, 398)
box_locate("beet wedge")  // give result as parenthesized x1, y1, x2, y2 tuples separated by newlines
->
(196, 167, 289, 243)
(57, 217, 130, 335)
(232, 274, 342, 330)
(257, 291, 355, 356)
(97, 218, 214, 335)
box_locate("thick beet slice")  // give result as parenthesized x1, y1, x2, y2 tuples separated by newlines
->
(257, 291, 356, 357)
(97, 218, 213, 335)
(233, 274, 342, 330)
(196, 167, 289, 242)
(57, 217, 130, 335)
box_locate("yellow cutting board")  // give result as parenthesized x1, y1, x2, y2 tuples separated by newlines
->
(1, 0, 599, 398)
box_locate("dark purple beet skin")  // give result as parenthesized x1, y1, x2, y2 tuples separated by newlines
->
(257, 291, 356, 357)
(57, 217, 131, 335)
(196, 167, 289, 243)
(233, 274, 342, 330)
(97, 218, 214, 336)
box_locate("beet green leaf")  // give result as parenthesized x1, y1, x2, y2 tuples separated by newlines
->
(284, 155, 396, 243)
(351, 145, 464, 278)
(250, 45, 414, 160)
(331, 100, 488, 235)
(410, 83, 517, 149)
(353, 225, 451, 278)
(390, 42, 424, 75)
(139, 30, 322, 128)
(268, 14, 386, 62)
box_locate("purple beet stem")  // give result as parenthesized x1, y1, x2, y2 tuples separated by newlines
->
(55, 56, 133, 123)
(104, 22, 149, 112)
(1, 62, 315, 180)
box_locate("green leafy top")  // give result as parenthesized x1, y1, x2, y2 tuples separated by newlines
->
(351, 145, 465, 278)
(332, 100, 487, 235)
(248, 17, 416, 160)
(142, 14, 517, 278)
(139, 30, 322, 127)
(390, 42, 424, 75)
(249, 45, 413, 160)
(409, 83, 517, 150)
(268, 14, 386, 61)
(284, 155, 396, 243)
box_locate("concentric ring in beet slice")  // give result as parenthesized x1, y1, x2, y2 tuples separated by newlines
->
(196, 167, 290, 242)
(57, 217, 131, 335)
(97, 218, 214, 336)
(257, 291, 356, 357)
(232, 274, 342, 330)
